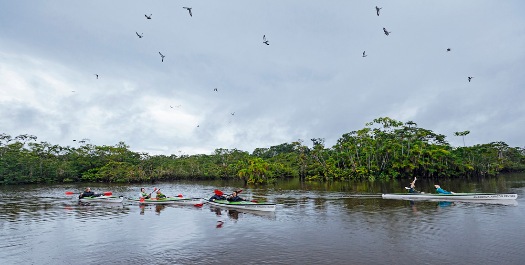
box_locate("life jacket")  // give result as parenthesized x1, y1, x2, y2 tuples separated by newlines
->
(79, 191, 95, 198)
(209, 194, 226, 201)
(228, 196, 243, 202)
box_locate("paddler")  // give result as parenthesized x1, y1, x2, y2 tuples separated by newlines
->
(434, 185, 455, 194)
(79, 187, 102, 199)
(227, 191, 245, 202)
(156, 189, 167, 199)
(139, 187, 151, 199)
(405, 177, 420, 193)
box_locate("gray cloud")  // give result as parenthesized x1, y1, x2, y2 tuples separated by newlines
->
(1, 1, 524, 155)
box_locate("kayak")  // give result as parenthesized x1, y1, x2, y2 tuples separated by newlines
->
(79, 195, 124, 203)
(382, 193, 518, 201)
(206, 199, 276, 212)
(127, 197, 203, 205)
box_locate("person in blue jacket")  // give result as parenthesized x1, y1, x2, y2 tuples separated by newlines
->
(434, 185, 454, 194)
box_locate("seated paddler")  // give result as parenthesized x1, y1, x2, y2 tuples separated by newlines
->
(227, 191, 245, 202)
(210, 189, 226, 201)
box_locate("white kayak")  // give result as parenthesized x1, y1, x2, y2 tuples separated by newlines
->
(206, 199, 276, 212)
(127, 197, 203, 205)
(382, 193, 517, 200)
(79, 195, 124, 203)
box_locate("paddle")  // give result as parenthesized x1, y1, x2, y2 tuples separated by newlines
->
(148, 187, 158, 197)
(215, 189, 242, 197)
(214, 189, 224, 196)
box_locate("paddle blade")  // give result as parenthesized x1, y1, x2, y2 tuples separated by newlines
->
(177, 194, 183, 198)
(214, 189, 224, 196)
(194, 203, 203, 207)
(65, 191, 74, 195)
(250, 199, 258, 203)
(140, 197, 145, 203)
(103, 191, 112, 196)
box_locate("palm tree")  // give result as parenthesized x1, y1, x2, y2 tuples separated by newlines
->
(454, 131, 470, 147)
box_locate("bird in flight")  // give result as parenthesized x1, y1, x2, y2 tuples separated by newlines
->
(446, 48, 451, 52)
(136, 32, 143, 38)
(383, 27, 391, 36)
(362, 51, 367, 57)
(263, 35, 269, 45)
(214, 88, 218, 92)
(145, 14, 152, 19)
(468, 77, 474, 82)
(376, 6, 382, 16)
(94, 74, 99, 79)
(159, 52, 165, 62)
(183, 7, 192, 17)
(231, 112, 235, 116)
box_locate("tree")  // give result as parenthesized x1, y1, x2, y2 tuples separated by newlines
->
(454, 131, 470, 147)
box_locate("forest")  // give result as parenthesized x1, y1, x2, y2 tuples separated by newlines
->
(1, 117, 524, 185)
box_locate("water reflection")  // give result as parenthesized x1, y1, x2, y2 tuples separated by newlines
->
(437, 201, 455, 207)
(155, 205, 166, 215)
(1, 175, 524, 265)
(208, 206, 276, 229)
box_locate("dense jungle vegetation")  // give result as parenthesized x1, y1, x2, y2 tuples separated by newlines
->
(1, 117, 524, 185)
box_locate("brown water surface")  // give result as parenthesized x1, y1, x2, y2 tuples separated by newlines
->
(1, 174, 524, 265)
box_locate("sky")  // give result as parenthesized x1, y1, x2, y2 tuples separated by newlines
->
(1, 1, 524, 155)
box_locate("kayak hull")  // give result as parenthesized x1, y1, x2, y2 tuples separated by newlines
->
(127, 197, 203, 205)
(206, 199, 276, 212)
(79, 196, 124, 203)
(382, 193, 517, 200)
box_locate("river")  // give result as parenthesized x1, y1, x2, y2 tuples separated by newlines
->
(1, 174, 524, 265)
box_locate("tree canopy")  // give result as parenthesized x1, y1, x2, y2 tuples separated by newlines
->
(1, 117, 524, 185)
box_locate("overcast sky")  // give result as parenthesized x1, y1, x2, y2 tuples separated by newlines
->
(1, 1, 524, 155)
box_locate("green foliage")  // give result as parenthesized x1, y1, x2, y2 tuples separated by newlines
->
(1, 117, 524, 185)
(238, 157, 273, 184)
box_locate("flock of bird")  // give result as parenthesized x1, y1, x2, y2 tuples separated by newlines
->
(87, 4, 476, 138)
(134, 7, 195, 64)
(122, 6, 269, 128)
(364, 6, 473, 83)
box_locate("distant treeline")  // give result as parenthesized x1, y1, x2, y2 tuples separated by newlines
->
(1, 117, 524, 185)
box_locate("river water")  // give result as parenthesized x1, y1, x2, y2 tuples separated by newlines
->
(1, 174, 524, 265)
